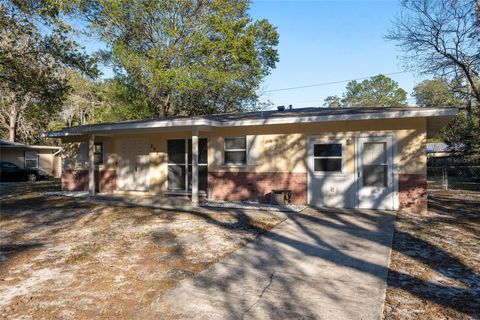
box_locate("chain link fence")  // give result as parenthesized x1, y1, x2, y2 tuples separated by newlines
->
(427, 166, 480, 191)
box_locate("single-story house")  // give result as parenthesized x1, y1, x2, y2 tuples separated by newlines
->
(47, 106, 458, 213)
(0, 139, 62, 177)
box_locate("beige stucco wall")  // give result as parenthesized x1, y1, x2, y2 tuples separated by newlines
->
(61, 117, 427, 193)
(0, 148, 24, 168)
(206, 117, 426, 175)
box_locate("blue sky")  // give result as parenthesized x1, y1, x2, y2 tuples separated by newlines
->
(249, 0, 427, 109)
(83, 0, 427, 109)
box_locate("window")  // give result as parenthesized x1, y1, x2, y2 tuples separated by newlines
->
(94, 143, 103, 165)
(1, 162, 19, 169)
(313, 143, 342, 172)
(24, 151, 38, 168)
(362, 142, 387, 187)
(224, 137, 247, 165)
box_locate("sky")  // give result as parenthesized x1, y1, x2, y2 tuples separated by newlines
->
(83, 0, 428, 110)
(249, 0, 427, 109)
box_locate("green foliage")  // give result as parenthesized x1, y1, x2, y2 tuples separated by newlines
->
(82, 0, 279, 117)
(441, 109, 480, 163)
(413, 79, 462, 108)
(323, 75, 408, 108)
(323, 95, 342, 108)
(0, 0, 97, 142)
(95, 78, 151, 122)
(342, 75, 407, 107)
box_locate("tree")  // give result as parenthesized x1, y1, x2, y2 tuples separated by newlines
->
(387, 0, 479, 161)
(61, 72, 105, 127)
(342, 75, 408, 107)
(387, 0, 479, 112)
(323, 75, 408, 108)
(81, 0, 279, 118)
(323, 95, 342, 108)
(0, 1, 96, 142)
(413, 79, 462, 107)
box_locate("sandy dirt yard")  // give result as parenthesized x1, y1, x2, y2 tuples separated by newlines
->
(0, 181, 285, 319)
(384, 189, 480, 319)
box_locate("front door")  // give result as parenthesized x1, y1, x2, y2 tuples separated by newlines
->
(167, 139, 207, 192)
(117, 139, 150, 191)
(357, 136, 395, 210)
(307, 138, 355, 208)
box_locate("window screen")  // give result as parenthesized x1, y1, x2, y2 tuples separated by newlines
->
(362, 142, 388, 187)
(313, 143, 342, 172)
(94, 143, 103, 165)
(224, 137, 247, 165)
(24, 151, 38, 168)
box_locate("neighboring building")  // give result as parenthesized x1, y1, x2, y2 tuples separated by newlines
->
(0, 140, 62, 177)
(426, 142, 459, 166)
(47, 106, 458, 213)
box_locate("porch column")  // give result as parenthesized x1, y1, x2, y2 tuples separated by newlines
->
(191, 128, 199, 205)
(88, 134, 95, 196)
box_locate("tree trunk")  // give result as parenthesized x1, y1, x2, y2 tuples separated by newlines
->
(8, 112, 17, 142)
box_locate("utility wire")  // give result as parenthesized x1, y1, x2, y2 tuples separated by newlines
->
(260, 70, 411, 93)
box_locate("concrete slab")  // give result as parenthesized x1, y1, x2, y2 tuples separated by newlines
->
(153, 207, 396, 319)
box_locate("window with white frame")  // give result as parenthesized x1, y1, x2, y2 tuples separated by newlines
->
(24, 151, 39, 168)
(313, 143, 342, 172)
(224, 137, 247, 165)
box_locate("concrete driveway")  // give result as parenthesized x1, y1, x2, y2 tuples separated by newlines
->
(154, 207, 396, 320)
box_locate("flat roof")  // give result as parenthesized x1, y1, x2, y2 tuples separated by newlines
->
(46, 106, 458, 137)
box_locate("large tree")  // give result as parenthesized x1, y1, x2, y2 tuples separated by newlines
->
(413, 78, 462, 108)
(387, 0, 479, 161)
(81, 0, 279, 118)
(0, 1, 96, 142)
(323, 74, 408, 108)
(387, 0, 479, 112)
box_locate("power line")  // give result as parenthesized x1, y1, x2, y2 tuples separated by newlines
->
(260, 70, 411, 93)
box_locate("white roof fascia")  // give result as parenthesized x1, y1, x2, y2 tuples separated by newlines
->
(218, 108, 459, 127)
(53, 107, 459, 135)
(1, 144, 60, 150)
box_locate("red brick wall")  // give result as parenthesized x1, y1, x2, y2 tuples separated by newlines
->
(208, 172, 307, 204)
(398, 174, 427, 214)
(99, 170, 116, 193)
(62, 170, 116, 193)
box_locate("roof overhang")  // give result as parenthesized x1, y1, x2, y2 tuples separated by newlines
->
(46, 107, 459, 138)
(426, 114, 457, 138)
(0, 144, 61, 150)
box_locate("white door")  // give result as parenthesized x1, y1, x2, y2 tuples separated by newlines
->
(308, 138, 355, 208)
(356, 136, 395, 210)
(117, 139, 150, 191)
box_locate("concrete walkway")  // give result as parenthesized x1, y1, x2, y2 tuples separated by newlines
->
(153, 207, 396, 319)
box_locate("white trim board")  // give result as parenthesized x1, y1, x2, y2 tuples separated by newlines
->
(48, 107, 459, 137)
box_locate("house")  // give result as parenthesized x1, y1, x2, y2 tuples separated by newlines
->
(0, 140, 62, 177)
(47, 106, 458, 213)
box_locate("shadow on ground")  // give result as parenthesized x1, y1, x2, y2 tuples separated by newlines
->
(1, 182, 478, 319)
